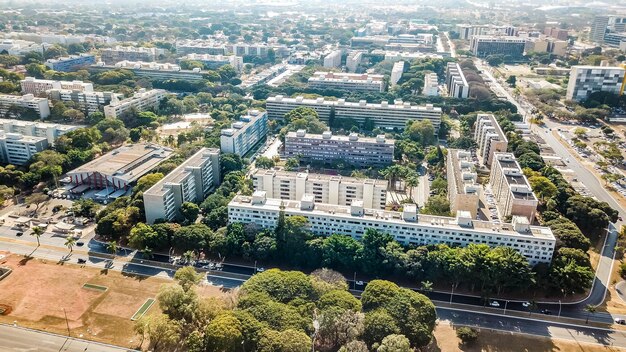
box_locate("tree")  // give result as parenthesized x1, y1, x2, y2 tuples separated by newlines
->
(506, 75, 516, 87)
(339, 341, 369, 352)
(258, 328, 312, 352)
(359, 229, 394, 276)
(284, 157, 300, 171)
(405, 174, 419, 201)
(172, 224, 211, 251)
(421, 195, 451, 216)
(31, 226, 44, 247)
(180, 202, 200, 224)
(135, 314, 180, 351)
(129, 223, 159, 249)
(364, 309, 400, 347)
(456, 326, 479, 345)
(255, 156, 275, 169)
(106, 241, 118, 256)
(64, 236, 76, 253)
(241, 269, 315, 304)
(221, 153, 246, 177)
(405, 120, 436, 146)
(204, 312, 243, 351)
(134, 173, 164, 195)
(26, 193, 49, 213)
(377, 334, 411, 352)
(529, 176, 557, 202)
(584, 304, 596, 324)
(574, 127, 587, 139)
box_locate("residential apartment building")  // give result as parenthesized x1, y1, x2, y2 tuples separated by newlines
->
(220, 110, 268, 156)
(390, 61, 405, 86)
(447, 149, 480, 218)
(0, 94, 51, 119)
(143, 148, 220, 224)
(469, 36, 526, 59)
(474, 113, 508, 167)
(252, 169, 388, 209)
(590, 16, 610, 44)
(382, 51, 444, 62)
(543, 27, 569, 41)
(604, 33, 626, 48)
(91, 61, 206, 82)
(176, 40, 226, 55)
(179, 53, 244, 72)
(0, 39, 44, 56)
(308, 72, 385, 92)
(284, 130, 394, 167)
(100, 46, 165, 64)
(323, 50, 342, 68)
(489, 153, 538, 222)
(423, 72, 439, 96)
(103, 89, 166, 119)
(456, 24, 517, 40)
(44, 54, 96, 72)
(0, 118, 78, 145)
(0, 132, 48, 165)
(346, 51, 363, 72)
(565, 65, 626, 101)
(48, 89, 121, 114)
(20, 77, 94, 97)
(446, 62, 469, 99)
(228, 192, 555, 265)
(266, 95, 442, 131)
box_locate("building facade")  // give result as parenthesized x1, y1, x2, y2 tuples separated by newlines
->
(44, 54, 96, 72)
(252, 169, 388, 209)
(91, 61, 207, 82)
(489, 153, 538, 222)
(469, 36, 526, 59)
(179, 53, 244, 72)
(447, 149, 480, 218)
(445, 62, 470, 99)
(48, 89, 121, 114)
(0, 132, 48, 165)
(308, 72, 385, 92)
(0, 94, 51, 119)
(390, 61, 405, 86)
(20, 77, 94, 97)
(590, 16, 610, 44)
(423, 72, 439, 96)
(284, 130, 394, 167)
(220, 110, 268, 156)
(565, 65, 626, 101)
(100, 46, 165, 63)
(103, 89, 166, 119)
(228, 192, 555, 265)
(346, 51, 363, 72)
(474, 113, 508, 167)
(143, 148, 220, 224)
(323, 50, 342, 68)
(0, 118, 77, 145)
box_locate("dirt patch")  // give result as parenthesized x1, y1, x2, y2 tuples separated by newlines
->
(93, 291, 147, 318)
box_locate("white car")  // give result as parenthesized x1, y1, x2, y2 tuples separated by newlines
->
(522, 301, 530, 308)
(489, 301, 500, 307)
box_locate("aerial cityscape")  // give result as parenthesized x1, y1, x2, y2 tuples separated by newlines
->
(1, 0, 626, 351)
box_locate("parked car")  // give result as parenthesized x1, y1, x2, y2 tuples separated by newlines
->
(489, 301, 500, 307)
(16, 232, 23, 236)
(541, 309, 552, 315)
(256, 267, 266, 272)
(615, 318, 626, 325)
(77, 258, 87, 264)
(522, 301, 530, 308)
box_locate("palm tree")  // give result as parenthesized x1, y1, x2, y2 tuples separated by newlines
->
(420, 280, 433, 293)
(406, 175, 419, 201)
(143, 247, 153, 260)
(64, 236, 76, 253)
(31, 226, 44, 247)
(106, 241, 118, 257)
(584, 304, 596, 324)
(182, 250, 196, 265)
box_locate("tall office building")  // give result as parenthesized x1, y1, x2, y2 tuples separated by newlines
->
(590, 16, 610, 44)
(220, 110, 268, 156)
(565, 65, 626, 101)
(474, 114, 508, 167)
(143, 148, 220, 224)
(284, 130, 394, 167)
(445, 62, 469, 99)
(252, 169, 388, 209)
(469, 36, 526, 59)
(0, 94, 51, 119)
(489, 153, 538, 222)
(103, 89, 166, 118)
(229, 192, 556, 265)
(447, 149, 480, 218)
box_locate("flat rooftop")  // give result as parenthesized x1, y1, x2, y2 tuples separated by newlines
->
(253, 169, 387, 187)
(286, 131, 394, 145)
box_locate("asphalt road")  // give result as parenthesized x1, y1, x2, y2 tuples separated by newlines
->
(0, 324, 135, 352)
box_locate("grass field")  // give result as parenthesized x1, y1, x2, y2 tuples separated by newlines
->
(82, 283, 108, 292)
(131, 298, 155, 321)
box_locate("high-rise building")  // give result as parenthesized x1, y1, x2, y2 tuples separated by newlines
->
(44, 54, 96, 72)
(390, 61, 405, 86)
(284, 130, 394, 167)
(456, 24, 517, 40)
(469, 36, 526, 59)
(228, 192, 556, 265)
(0, 132, 48, 165)
(20, 77, 94, 97)
(447, 149, 480, 218)
(0, 94, 50, 119)
(474, 113, 508, 167)
(590, 16, 610, 44)
(565, 65, 626, 101)
(323, 50, 342, 68)
(266, 95, 442, 131)
(0, 118, 77, 145)
(220, 110, 268, 156)
(346, 51, 363, 72)
(489, 153, 538, 222)
(445, 62, 469, 99)
(252, 169, 388, 209)
(604, 33, 626, 48)
(103, 89, 166, 119)
(423, 72, 439, 96)
(308, 72, 385, 92)
(143, 148, 220, 224)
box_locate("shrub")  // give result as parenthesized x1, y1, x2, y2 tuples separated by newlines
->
(456, 326, 479, 345)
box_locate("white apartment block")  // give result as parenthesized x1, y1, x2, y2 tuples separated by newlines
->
(92, 61, 206, 82)
(100, 46, 165, 64)
(284, 130, 394, 167)
(48, 89, 121, 114)
(390, 61, 405, 86)
(308, 72, 385, 92)
(0, 118, 78, 145)
(323, 50, 342, 68)
(20, 77, 94, 97)
(445, 62, 469, 99)
(346, 51, 363, 72)
(0, 39, 44, 56)
(382, 51, 444, 62)
(252, 169, 388, 209)
(456, 24, 517, 40)
(565, 65, 626, 101)
(489, 153, 538, 222)
(176, 40, 226, 55)
(423, 72, 439, 96)
(0, 94, 51, 119)
(0, 132, 48, 165)
(266, 95, 442, 131)
(180, 53, 244, 72)
(474, 113, 508, 167)
(220, 110, 269, 156)
(143, 148, 220, 224)
(447, 149, 480, 218)
(228, 192, 556, 265)
(103, 89, 166, 119)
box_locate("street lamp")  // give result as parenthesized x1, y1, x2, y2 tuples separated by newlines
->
(558, 300, 562, 318)
(449, 284, 455, 305)
(504, 300, 509, 315)
(353, 272, 357, 290)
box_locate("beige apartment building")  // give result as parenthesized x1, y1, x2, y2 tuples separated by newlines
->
(475, 113, 508, 167)
(447, 149, 481, 218)
(489, 153, 538, 222)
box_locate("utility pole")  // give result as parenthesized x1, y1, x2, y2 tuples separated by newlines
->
(63, 308, 71, 337)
